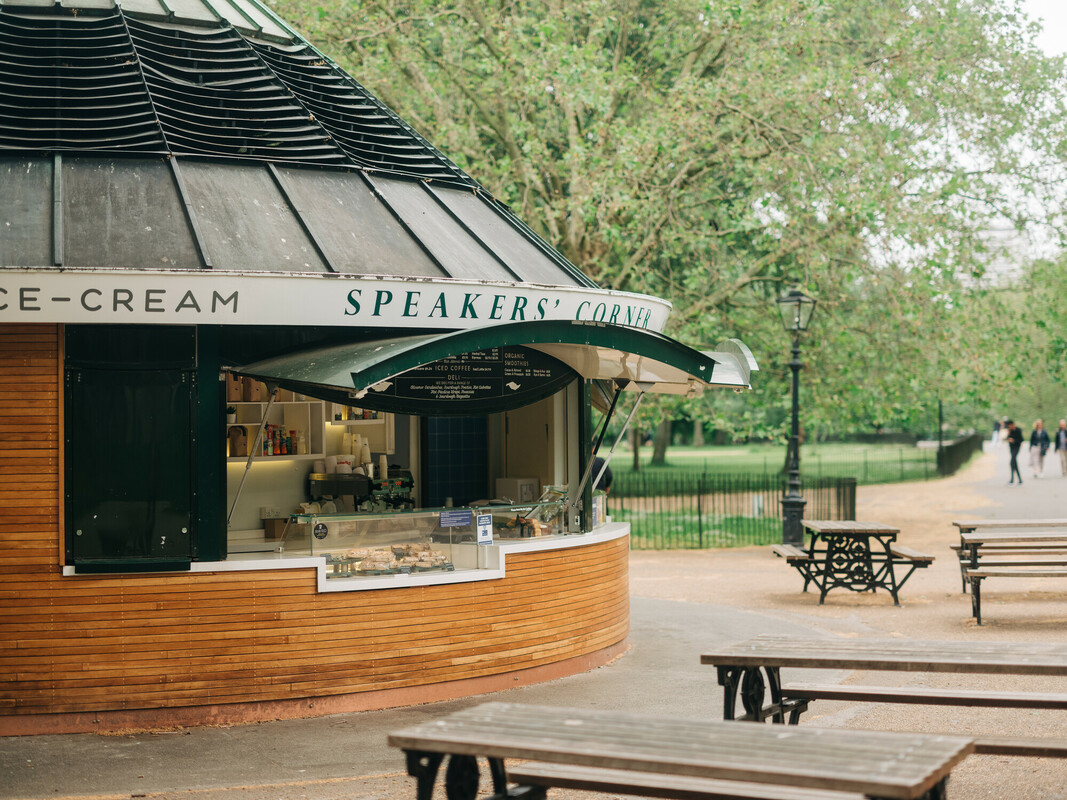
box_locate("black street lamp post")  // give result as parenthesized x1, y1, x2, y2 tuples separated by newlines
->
(777, 289, 816, 546)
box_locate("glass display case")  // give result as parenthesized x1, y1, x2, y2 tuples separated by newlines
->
(279, 495, 568, 580)
(281, 509, 455, 578)
(481, 495, 567, 540)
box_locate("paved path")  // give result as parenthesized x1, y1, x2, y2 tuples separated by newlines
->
(4, 443, 1067, 799)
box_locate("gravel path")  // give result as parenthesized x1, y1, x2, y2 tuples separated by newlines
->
(626, 447, 1067, 800)
(451, 444, 1067, 800)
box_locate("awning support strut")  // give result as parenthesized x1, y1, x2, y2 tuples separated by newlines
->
(568, 384, 648, 530)
(226, 383, 279, 529)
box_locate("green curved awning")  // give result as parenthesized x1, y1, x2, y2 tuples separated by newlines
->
(228, 320, 757, 413)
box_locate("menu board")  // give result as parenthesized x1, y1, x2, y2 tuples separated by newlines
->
(365, 346, 575, 414)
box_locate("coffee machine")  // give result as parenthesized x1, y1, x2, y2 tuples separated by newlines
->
(308, 467, 415, 513)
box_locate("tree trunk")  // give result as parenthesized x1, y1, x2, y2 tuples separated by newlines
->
(651, 419, 670, 465)
(693, 419, 704, 447)
(631, 426, 641, 472)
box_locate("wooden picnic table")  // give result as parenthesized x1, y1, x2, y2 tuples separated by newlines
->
(792, 520, 929, 605)
(387, 701, 973, 800)
(956, 530, 1067, 623)
(951, 519, 1067, 591)
(702, 635, 1067, 754)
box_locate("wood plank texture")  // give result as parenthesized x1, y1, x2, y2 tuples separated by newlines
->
(953, 519, 1067, 531)
(781, 683, 1067, 709)
(801, 520, 899, 535)
(887, 545, 934, 563)
(388, 702, 973, 800)
(961, 531, 1067, 544)
(0, 325, 630, 718)
(971, 736, 1067, 757)
(507, 762, 868, 800)
(701, 635, 1067, 674)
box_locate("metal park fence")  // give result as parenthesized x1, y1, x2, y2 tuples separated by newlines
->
(802, 447, 935, 484)
(772, 438, 982, 484)
(936, 433, 985, 477)
(608, 473, 857, 550)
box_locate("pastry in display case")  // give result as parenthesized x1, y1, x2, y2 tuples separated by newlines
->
(283, 509, 459, 579)
(326, 543, 454, 578)
(278, 494, 570, 579)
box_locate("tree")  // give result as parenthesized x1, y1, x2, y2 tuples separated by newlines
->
(273, 0, 1067, 438)
(975, 256, 1067, 425)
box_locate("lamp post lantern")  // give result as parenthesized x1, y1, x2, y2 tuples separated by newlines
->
(777, 289, 816, 546)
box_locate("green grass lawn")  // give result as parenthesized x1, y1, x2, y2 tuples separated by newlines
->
(620, 511, 781, 549)
(609, 442, 937, 485)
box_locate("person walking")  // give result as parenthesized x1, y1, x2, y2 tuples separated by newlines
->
(992, 417, 1002, 444)
(1006, 419, 1024, 484)
(1054, 419, 1067, 476)
(1030, 419, 1050, 478)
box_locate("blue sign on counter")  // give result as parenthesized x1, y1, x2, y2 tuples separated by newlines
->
(476, 514, 493, 544)
(440, 509, 473, 527)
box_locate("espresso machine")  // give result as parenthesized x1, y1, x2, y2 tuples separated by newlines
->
(308, 467, 415, 513)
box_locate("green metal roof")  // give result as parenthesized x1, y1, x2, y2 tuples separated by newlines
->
(0, 0, 592, 287)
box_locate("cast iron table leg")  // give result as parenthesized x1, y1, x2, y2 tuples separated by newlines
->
(869, 775, 948, 800)
(405, 751, 444, 800)
(879, 535, 901, 606)
(964, 541, 977, 593)
(407, 752, 546, 800)
(717, 664, 790, 722)
(971, 575, 984, 625)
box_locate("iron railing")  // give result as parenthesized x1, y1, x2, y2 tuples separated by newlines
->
(608, 473, 856, 550)
(936, 433, 985, 476)
(802, 447, 936, 483)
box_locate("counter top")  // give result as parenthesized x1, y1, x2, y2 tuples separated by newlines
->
(61, 523, 630, 593)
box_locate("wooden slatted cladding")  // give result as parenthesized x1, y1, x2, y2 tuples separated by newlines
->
(0, 324, 629, 722)
(0, 325, 60, 579)
(3, 540, 628, 717)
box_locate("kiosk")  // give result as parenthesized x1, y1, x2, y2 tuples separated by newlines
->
(0, 0, 756, 733)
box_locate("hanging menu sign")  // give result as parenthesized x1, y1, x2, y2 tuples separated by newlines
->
(364, 346, 575, 415)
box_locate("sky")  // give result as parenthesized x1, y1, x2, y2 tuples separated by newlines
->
(1019, 0, 1067, 55)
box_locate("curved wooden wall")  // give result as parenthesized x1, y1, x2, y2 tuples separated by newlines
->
(0, 324, 630, 733)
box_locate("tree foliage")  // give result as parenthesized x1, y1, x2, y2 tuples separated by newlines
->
(271, 0, 1067, 438)
(977, 256, 1067, 426)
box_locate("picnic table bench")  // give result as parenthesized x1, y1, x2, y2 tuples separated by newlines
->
(387, 701, 972, 800)
(951, 520, 1067, 623)
(771, 521, 933, 605)
(952, 518, 1067, 535)
(702, 635, 1067, 757)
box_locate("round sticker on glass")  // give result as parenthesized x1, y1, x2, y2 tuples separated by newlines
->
(313, 522, 329, 540)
